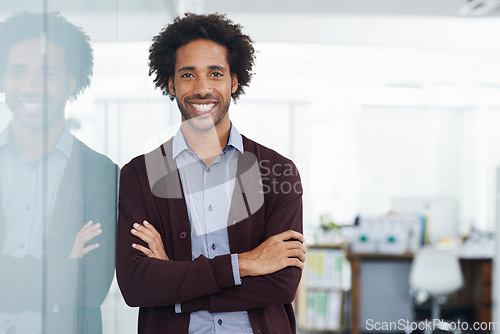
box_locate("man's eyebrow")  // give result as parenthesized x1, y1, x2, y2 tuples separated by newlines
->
(177, 65, 227, 73)
(208, 65, 226, 70)
(178, 66, 195, 72)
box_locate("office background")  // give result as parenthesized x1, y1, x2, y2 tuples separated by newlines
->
(1, 0, 500, 332)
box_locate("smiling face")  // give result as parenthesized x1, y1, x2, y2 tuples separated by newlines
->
(0, 39, 76, 131)
(168, 39, 238, 132)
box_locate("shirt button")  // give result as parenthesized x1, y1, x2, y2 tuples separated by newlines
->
(218, 319, 222, 325)
(179, 231, 187, 240)
(25, 204, 31, 211)
(206, 167, 211, 173)
(18, 243, 25, 250)
(211, 243, 216, 250)
(208, 205, 213, 212)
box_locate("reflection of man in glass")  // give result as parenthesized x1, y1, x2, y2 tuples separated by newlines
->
(0, 12, 117, 333)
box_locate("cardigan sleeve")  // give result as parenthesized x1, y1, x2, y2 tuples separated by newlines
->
(116, 159, 237, 307)
(180, 160, 303, 313)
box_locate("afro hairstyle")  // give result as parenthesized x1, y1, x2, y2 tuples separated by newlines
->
(0, 12, 93, 100)
(149, 12, 255, 101)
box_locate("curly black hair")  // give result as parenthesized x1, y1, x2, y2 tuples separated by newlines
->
(0, 12, 93, 100)
(149, 13, 255, 101)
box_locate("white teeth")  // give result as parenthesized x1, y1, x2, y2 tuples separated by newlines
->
(191, 103, 215, 112)
(22, 103, 43, 111)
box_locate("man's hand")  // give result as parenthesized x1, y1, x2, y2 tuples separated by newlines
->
(238, 230, 306, 277)
(131, 220, 169, 260)
(69, 220, 102, 259)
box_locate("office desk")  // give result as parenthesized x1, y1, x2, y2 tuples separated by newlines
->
(348, 252, 492, 334)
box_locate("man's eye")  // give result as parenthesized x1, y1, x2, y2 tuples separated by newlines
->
(44, 71, 59, 78)
(8, 70, 26, 78)
(211, 72, 223, 77)
(181, 73, 193, 78)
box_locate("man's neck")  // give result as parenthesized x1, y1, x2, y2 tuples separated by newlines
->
(181, 117, 231, 166)
(10, 119, 66, 164)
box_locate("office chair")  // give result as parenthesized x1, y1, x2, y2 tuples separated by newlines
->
(408, 246, 464, 334)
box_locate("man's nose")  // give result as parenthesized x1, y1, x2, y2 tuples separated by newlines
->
(193, 77, 213, 96)
(21, 72, 43, 94)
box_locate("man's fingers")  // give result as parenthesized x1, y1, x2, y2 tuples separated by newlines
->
(132, 243, 154, 257)
(80, 225, 102, 243)
(284, 240, 307, 253)
(130, 220, 169, 261)
(131, 227, 155, 245)
(287, 249, 306, 262)
(277, 230, 305, 243)
(287, 257, 304, 270)
(78, 222, 101, 238)
(132, 222, 158, 241)
(143, 220, 161, 236)
(76, 221, 93, 238)
(82, 243, 100, 256)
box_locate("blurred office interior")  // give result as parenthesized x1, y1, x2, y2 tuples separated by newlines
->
(1, 0, 500, 333)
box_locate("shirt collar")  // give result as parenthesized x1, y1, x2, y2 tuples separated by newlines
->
(54, 127, 74, 159)
(0, 125, 73, 159)
(172, 123, 244, 159)
(227, 124, 244, 154)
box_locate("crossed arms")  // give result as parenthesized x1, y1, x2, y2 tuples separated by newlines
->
(132, 222, 305, 278)
(115, 157, 306, 312)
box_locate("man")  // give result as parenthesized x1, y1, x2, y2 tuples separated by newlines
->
(0, 12, 118, 333)
(116, 13, 306, 334)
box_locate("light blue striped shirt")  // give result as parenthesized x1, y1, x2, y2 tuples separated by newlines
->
(173, 124, 253, 334)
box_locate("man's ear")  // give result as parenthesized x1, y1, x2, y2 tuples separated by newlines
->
(168, 76, 175, 96)
(231, 73, 238, 94)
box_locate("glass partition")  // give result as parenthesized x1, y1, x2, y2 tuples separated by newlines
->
(0, 1, 176, 333)
(1, 1, 500, 333)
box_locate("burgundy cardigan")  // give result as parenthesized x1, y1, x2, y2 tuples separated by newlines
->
(116, 135, 303, 334)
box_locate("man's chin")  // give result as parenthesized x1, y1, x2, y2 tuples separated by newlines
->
(14, 117, 43, 130)
(184, 117, 217, 132)
(12, 113, 64, 132)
